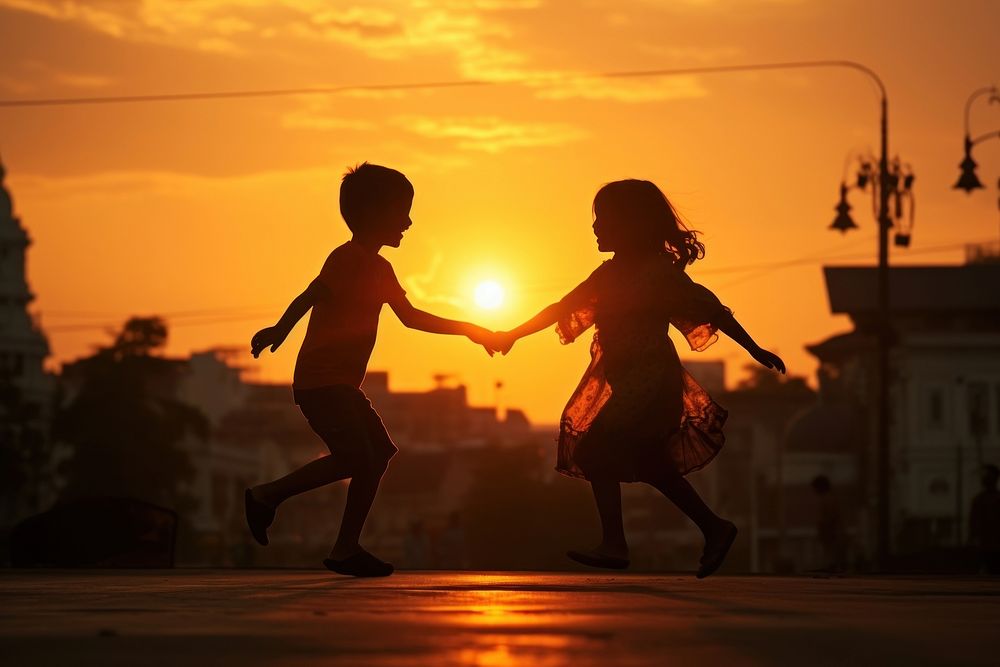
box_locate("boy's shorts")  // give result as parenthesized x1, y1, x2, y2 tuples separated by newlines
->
(293, 385, 398, 473)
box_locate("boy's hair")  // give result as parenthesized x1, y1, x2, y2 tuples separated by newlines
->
(340, 163, 413, 233)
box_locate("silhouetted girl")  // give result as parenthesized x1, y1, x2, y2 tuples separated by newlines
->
(498, 179, 784, 577)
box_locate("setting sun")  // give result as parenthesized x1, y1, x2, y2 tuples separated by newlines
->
(474, 280, 505, 310)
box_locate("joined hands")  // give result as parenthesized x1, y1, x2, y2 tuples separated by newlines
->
(466, 327, 517, 357)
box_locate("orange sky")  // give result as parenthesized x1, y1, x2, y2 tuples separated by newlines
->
(1, 0, 998, 424)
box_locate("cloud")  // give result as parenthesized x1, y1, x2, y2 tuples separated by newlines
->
(281, 98, 376, 132)
(310, 6, 402, 40)
(0, 1, 543, 92)
(0, 60, 115, 95)
(7, 164, 335, 201)
(0, 0, 270, 54)
(395, 115, 585, 153)
(400, 250, 464, 308)
(414, 0, 542, 8)
(533, 74, 708, 102)
(1, 0, 130, 36)
(0, 0, 720, 105)
(196, 37, 244, 55)
(0, 0, 533, 65)
(635, 44, 744, 61)
(639, 0, 805, 9)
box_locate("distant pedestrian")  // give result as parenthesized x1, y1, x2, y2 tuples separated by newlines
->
(244, 163, 497, 577)
(969, 464, 1000, 574)
(495, 179, 785, 577)
(810, 475, 847, 572)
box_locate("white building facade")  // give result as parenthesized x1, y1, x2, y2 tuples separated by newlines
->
(812, 257, 1000, 557)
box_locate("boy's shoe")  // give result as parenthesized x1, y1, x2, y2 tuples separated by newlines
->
(697, 521, 737, 579)
(323, 550, 394, 578)
(566, 549, 630, 570)
(244, 488, 275, 546)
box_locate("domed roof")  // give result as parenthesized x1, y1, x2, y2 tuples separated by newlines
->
(785, 401, 865, 453)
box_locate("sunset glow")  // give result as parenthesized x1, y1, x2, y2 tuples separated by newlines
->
(0, 1, 996, 423)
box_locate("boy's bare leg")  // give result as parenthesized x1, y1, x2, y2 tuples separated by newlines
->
(589, 479, 629, 559)
(252, 455, 353, 508)
(329, 460, 389, 560)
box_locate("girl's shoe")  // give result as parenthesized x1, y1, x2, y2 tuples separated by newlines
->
(567, 549, 630, 570)
(323, 550, 394, 578)
(697, 521, 737, 579)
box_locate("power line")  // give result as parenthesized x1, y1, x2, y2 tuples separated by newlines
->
(0, 60, 883, 109)
(40, 237, 990, 334)
(45, 311, 274, 333)
(43, 305, 276, 319)
(713, 239, 988, 290)
(514, 237, 989, 295)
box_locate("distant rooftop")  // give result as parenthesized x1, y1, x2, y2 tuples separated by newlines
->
(824, 263, 1000, 314)
(965, 240, 1000, 265)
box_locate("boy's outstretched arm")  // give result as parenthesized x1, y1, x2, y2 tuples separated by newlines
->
(251, 280, 327, 358)
(388, 294, 497, 356)
(714, 310, 786, 374)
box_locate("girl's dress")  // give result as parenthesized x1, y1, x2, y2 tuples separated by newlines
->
(555, 253, 729, 482)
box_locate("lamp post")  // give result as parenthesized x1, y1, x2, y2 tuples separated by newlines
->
(829, 140, 913, 572)
(833, 156, 915, 246)
(954, 85, 999, 194)
(956, 86, 1000, 250)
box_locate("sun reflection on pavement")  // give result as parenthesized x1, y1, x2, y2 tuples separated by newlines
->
(455, 633, 577, 667)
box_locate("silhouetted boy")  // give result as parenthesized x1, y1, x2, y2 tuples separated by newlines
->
(970, 464, 1000, 574)
(245, 163, 495, 577)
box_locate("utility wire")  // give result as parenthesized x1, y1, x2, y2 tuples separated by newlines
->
(40, 238, 990, 334)
(0, 60, 884, 109)
(513, 237, 989, 295)
(45, 311, 275, 333)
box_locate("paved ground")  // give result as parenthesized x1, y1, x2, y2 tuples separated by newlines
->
(2, 570, 999, 666)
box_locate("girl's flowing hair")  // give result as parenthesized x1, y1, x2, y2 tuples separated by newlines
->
(593, 179, 705, 267)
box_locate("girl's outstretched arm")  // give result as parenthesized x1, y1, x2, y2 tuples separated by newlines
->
(499, 267, 602, 354)
(714, 310, 786, 373)
(499, 302, 567, 353)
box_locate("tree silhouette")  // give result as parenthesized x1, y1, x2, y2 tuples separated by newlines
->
(55, 317, 208, 509)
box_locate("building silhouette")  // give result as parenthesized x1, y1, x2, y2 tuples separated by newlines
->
(804, 249, 1000, 568)
(0, 157, 54, 528)
(0, 157, 50, 403)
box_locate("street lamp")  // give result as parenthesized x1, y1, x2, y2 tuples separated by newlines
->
(954, 85, 999, 194)
(830, 182, 859, 234)
(833, 156, 915, 247)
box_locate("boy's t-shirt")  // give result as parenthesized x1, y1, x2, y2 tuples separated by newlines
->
(293, 240, 405, 392)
